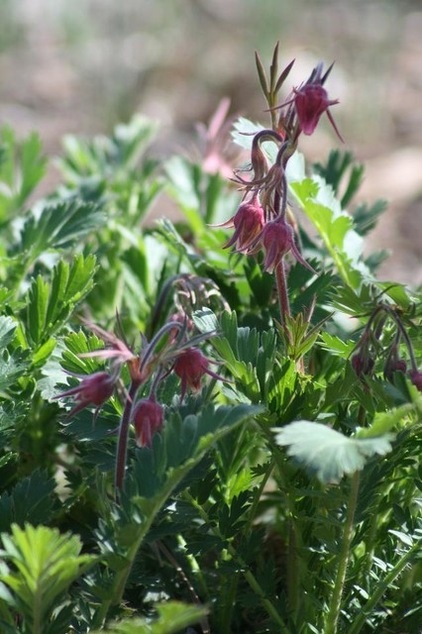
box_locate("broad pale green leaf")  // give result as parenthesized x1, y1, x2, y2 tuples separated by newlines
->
(231, 117, 279, 165)
(289, 176, 373, 290)
(274, 421, 394, 483)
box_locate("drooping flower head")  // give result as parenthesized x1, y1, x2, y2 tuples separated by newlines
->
(132, 396, 164, 447)
(260, 217, 316, 274)
(351, 352, 375, 378)
(55, 371, 115, 418)
(218, 196, 265, 254)
(174, 347, 226, 400)
(293, 63, 343, 141)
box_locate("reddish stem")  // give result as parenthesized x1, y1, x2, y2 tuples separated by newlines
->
(275, 259, 291, 325)
(115, 380, 141, 497)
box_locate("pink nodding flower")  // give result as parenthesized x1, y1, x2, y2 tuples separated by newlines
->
(132, 397, 164, 447)
(261, 218, 315, 274)
(294, 83, 343, 141)
(218, 197, 265, 254)
(174, 347, 226, 400)
(55, 371, 115, 417)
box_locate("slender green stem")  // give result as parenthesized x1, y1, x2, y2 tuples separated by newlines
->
(218, 574, 239, 634)
(244, 459, 274, 536)
(258, 422, 302, 619)
(348, 535, 422, 634)
(324, 471, 360, 634)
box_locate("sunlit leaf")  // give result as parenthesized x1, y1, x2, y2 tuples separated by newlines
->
(274, 420, 394, 483)
(92, 601, 207, 634)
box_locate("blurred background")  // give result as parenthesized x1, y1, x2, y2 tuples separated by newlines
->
(1, 0, 421, 283)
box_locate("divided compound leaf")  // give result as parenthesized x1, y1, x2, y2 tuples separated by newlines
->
(274, 420, 394, 483)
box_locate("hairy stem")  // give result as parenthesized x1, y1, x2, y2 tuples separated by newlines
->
(275, 260, 290, 326)
(324, 470, 360, 634)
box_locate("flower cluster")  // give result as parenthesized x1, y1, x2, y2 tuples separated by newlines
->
(218, 59, 341, 321)
(55, 275, 229, 491)
(350, 302, 421, 391)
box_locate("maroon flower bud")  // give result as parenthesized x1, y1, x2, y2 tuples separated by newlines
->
(384, 358, 407, 381)
(55, 371, 115, 417)
(409, 369, 422, 392)
(174, 347, 226, 400)
(218, 197, 265, 254)
(351, 353, 374, 378)
(132, 397, 164, 447)
(261, 218, 315, 274)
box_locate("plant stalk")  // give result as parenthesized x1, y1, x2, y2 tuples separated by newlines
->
(114, 380, 140, 494)
(324, 470, 360, 634)
(275, 260, 291, 326)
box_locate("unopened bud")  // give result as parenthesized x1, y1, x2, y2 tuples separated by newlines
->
(132, 397, 164, 447)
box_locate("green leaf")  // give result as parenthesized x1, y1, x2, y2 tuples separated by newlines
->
(290, 176, 373, 290)
(0, 316, 17, 348)
(25, 254, 97, 346)
(17, 132, 47, 205)
(0, 524, 96, 629)
(0, 346, 29, 391)
(274, 421, 394, 483)
(164, 156, 238, 230)
(318, 332, 355, 358)
(93, 601, 207, 634)
(313, 149, 365, 208)
(0, 470, 57, 532)
(18, 200, 106, 263)
(356, 402, 417, 439)
(132, 404, 264, 499)
(0, 128, 46, 217)
(60, 329, 109, 375)
(59, 115, 158, 181)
